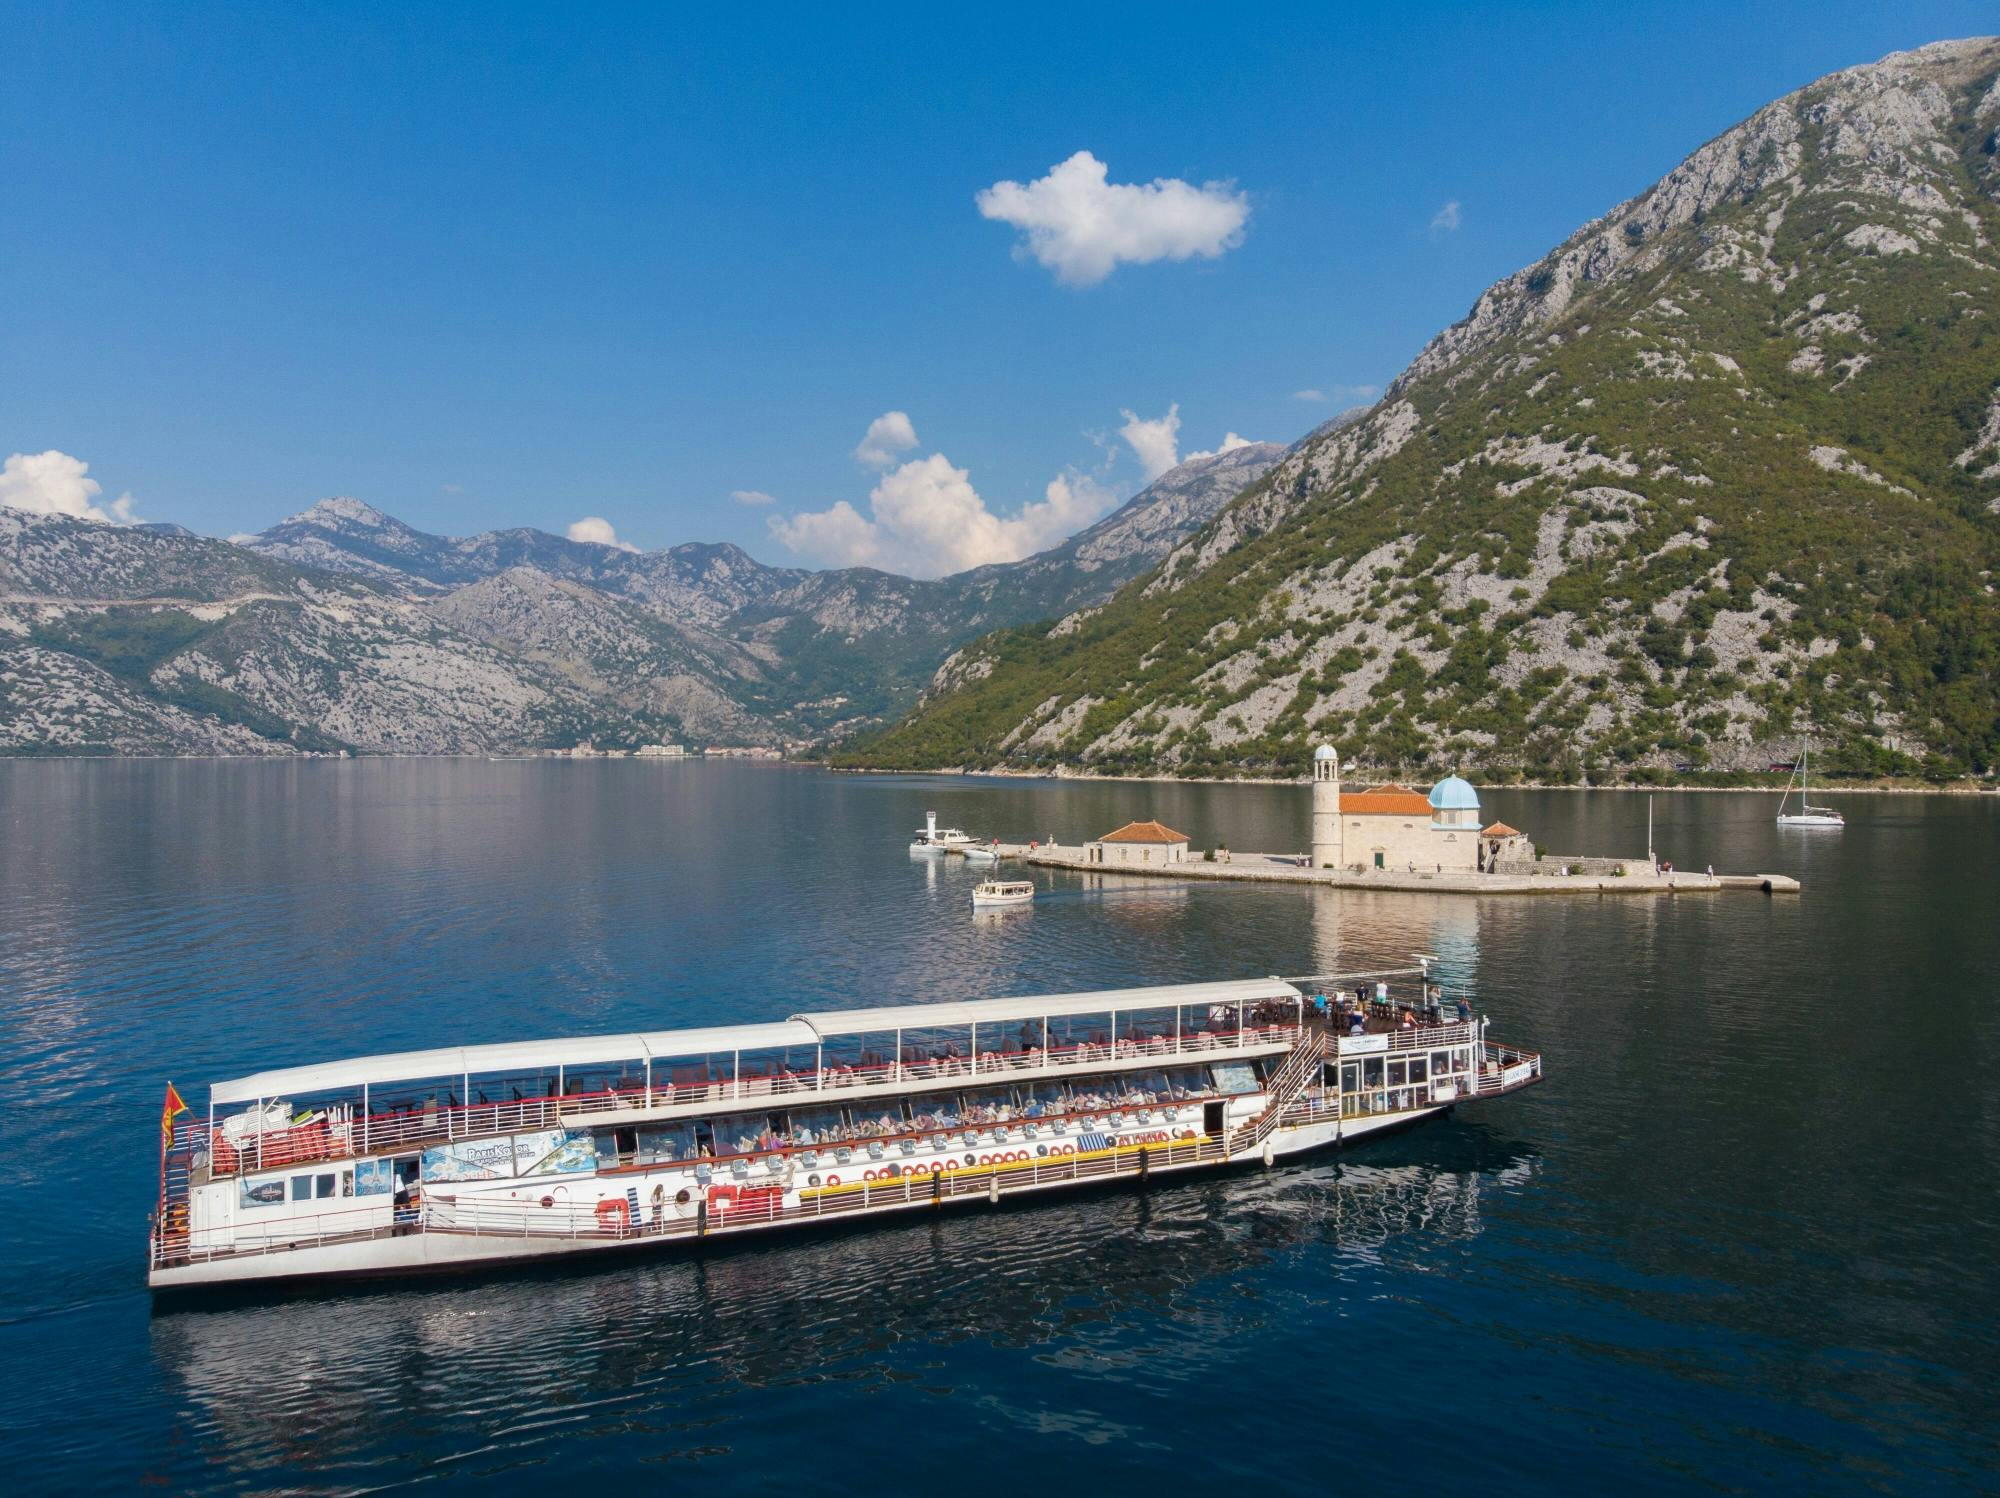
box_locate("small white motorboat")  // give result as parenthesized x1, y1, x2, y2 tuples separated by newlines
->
(911, 809, 977, 853)
(971, 879, 1035, 909)
(1775, 735, 1844, 828)
(961, 843, 1001, 863)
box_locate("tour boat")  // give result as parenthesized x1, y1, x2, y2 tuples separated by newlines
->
(1775, 736, 1844, 828)
(971, 879, 1034, 908)
(910, 810, 976, 853)
(147, 972, 1542, 1293)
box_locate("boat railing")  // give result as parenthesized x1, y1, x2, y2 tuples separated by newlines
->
(1476, 1042, 1542, 1095)
(207, 1022, 1306, 1177)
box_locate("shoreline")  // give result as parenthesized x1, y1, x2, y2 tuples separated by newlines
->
(827, 763, 1998, 796)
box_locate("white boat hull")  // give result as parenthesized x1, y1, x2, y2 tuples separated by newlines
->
(1776, 814, 1844, 828)
(149, 1101, 1461, 1291)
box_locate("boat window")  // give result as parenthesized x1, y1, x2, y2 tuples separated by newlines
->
(784, 1105, 849, 1144)
(290, 1174, 313, 1202)
(1210, 1061, 1261, 1095)
(635, 1122, 700, 1163)
(240, 1176, 286, 1208)
(1022, 1079, 1071, 1110)
(1362, 1058, 1384, 1087)
(315, 1173, 337, 1199)
(908, 1098, 961, 1130)
(1387, 1060, 1406, 1087)
(1163, 1065, 1207, 1095)
(1431, 1050, 1451, 1074)
(1408, 1057, 1429, 1084)
(960, 1085, 1021, 1122)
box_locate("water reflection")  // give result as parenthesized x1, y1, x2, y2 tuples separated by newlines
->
(152, 1139, 1535, 1483)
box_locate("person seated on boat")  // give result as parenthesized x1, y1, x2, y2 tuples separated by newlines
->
(1348, 1009, 1367, 1036)
(1399, 1009, 1416, 1030)
(794, 1125, 817, 1145)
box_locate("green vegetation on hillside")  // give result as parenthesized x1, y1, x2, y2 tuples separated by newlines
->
(843, 48, 2000, 780)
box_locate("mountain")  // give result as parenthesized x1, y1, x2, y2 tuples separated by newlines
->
(0, 446, 1282, 755)
(846, 39, 2000, 780)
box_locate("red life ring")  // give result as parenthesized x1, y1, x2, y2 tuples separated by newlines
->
(863, 1169, 878, 1181)
(595, 1198, 629, 1232)
(826, 1174, 841, 1186)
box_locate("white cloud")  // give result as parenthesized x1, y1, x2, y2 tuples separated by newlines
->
(566, 516, 638, 552)
(854, 410, 919, 468)
(770, 455, 1122, 579)
(1184, 432, 1257, 462)
(730, 489, 777, 507)
(1291, 382, 1381, 405)
(1430, 200, 1462, 235)
(441, 482, 465, 494)
(227, 532, 257, 545)
(0, 450, 137, 524)
(976, 151, 1250, 287)
(1118, 404, 1183, 481)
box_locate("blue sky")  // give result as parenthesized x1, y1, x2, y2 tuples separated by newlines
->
(3, 2, 1994, 574)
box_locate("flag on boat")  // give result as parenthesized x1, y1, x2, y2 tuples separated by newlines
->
(1079, 1132, 1112, 1153)
(161, 1082, 188, 1146)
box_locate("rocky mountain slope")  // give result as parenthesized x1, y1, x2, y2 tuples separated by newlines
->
(847, 39, 2000, 780)
(1, 446, 1280, 755)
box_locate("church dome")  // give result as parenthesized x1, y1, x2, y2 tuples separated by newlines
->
(1313, 744, 1338, 763)
(1428, 774, 1480, 811)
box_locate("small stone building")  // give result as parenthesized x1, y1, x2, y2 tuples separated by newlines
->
(1480, 821, 1534, 871)
(1084, 820, 1192, 867)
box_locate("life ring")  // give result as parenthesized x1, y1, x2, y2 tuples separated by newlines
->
(863, 1169, 878, 1181)
(539, 1195, 555, 1209)
(826, 1174, 841, 1186)
(595, 1198, 629, 1232)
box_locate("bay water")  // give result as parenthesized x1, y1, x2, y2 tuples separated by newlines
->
(1, 760, 1994, 1493)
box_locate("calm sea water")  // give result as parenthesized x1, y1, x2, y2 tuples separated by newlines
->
(1, 760, 1995, 1494)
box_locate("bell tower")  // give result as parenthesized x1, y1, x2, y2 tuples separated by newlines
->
(1311, 745, 1341, 869)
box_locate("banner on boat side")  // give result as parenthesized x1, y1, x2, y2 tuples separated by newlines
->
(422, 1127, 573, 1182)
(1338, 1034, 1388, 1056)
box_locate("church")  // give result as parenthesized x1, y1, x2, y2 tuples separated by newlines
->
(1310, 746, 1530, 873)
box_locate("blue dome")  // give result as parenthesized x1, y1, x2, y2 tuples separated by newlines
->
(1428, 775, 1480, 811)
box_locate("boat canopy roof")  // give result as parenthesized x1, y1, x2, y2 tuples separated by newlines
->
(791, 978, 1296, 1037)
(205, 977, 1300, 1106)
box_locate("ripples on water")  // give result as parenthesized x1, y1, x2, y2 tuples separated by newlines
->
(1, 761, 1995, 1493)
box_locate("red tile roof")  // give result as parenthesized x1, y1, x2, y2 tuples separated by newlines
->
(1482, 822, 1524, 837)
(1338, 785, 1432, 816)
(1098, 819, 1191, 844)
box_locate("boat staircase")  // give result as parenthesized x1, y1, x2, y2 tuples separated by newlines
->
(1228, 1027, 1328, 1159)
(155, 1121, 195, 1265)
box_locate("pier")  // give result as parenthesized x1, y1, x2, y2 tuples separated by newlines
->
(992, 843, 1799, 896)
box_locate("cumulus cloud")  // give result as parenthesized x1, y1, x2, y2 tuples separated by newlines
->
(1184, 432, 1257, 462)
(1118, 405, 1184, 481)
(1430, 200, 1462, 235)
(730, 489, 776, 507)
(854, 410, 919, 469)
(566, 516, 638, 552)
(0, 450, 137, 524)
(770, 455, 1122, 579)
(976, 151, 1250, 287)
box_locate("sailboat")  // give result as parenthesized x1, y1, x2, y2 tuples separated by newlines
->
(1776, 736, 1845, 828)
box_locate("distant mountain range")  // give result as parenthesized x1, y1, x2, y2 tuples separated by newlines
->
(0, 443, 1281, 755)
(848, 38, 2000, 780)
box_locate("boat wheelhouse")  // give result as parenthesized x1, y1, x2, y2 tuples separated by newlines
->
(149, 972, 1542, 1292)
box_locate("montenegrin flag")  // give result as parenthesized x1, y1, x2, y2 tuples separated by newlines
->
(161, 1082, 188, 1146)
